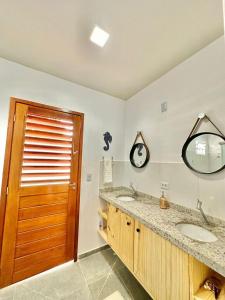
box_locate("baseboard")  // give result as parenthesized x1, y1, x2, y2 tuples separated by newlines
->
(78, 244, 110, 260)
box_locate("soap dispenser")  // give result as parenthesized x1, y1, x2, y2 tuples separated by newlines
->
(159, 191, 169, 209)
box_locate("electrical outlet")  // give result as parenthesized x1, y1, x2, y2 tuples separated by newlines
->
(161, 101, 167, 113)
(160, 181, 169, 190)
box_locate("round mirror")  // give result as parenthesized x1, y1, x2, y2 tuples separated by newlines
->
(182, 132, 225, 174)
(130, 143, 150, 168)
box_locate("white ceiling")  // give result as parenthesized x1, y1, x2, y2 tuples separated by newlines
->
(0, 0, 223, 100)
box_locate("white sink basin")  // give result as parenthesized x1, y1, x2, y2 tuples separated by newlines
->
(117, 195, 135, 202)
(176, 223, 217, 243)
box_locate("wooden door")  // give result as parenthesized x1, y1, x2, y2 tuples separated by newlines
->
(0, 100, 83, 287)
(134, 221, 189, 300)
(107, 205, 121, 253)
(119, 212, 134, 271)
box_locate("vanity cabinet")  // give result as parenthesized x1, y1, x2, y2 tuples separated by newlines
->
(106, 204, 225, 300)
(134, 220, 189, 300)
(107, 205, 134, 271)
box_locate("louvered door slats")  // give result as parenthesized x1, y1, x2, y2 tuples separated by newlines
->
(25, 137, 72, 148)
(21, 111, 74, 187)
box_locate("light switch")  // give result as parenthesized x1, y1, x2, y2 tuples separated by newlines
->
(86, 174, 92, 182)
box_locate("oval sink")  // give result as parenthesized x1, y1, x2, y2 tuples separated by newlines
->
(176, 223, 217, 243)
(117, 195, 135, 202)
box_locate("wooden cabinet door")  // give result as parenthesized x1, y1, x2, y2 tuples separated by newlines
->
(107, 205, 121, 253)
(119, 212, 134, 271)
(134, 220, 190, 300)
(0, 101, 83, 287)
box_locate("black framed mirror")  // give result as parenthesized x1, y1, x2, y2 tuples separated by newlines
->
(130, 142, 150, 168)
(182, 132, 225, 174)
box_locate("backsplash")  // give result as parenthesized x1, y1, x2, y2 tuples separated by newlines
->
(99, 160, 225, 220)
(122, 161, 225, 221)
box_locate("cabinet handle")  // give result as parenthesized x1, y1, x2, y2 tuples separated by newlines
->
(127, 221, 131, 226)
(136, 228, 140, 233)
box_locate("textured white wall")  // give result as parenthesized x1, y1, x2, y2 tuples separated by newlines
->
(124, 37, 225, 220)
(0, 57, 126, 254)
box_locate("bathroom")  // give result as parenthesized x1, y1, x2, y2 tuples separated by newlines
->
(0, 1, 224, 299)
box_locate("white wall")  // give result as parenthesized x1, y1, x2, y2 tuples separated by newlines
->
(124, 37, 225, 220)
(1, 34, 225, 256)
(0, 57, 126, 254)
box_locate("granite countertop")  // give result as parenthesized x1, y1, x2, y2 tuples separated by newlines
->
(99, 187, 225, 277)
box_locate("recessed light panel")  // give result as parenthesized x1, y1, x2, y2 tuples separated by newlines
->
(90, 26, 109, 47)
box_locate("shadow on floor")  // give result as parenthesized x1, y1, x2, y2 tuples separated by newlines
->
(0, 248, 152, 300)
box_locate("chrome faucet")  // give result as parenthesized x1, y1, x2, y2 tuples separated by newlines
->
(129, 182, 137, 197)
(196, 199, 210, 225)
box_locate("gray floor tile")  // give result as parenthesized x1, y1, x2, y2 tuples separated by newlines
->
(88, 275, 107, 299)
(22, 263, 87, 299)
(113, 259, 152, 300)
(0, 285, 15, 300)
(14, 286, 45, 300)
(98, 272, 131, 300)
(79, 248, 117, 284)
(59, 286, 92, 300)
(0, 248, 152, 300)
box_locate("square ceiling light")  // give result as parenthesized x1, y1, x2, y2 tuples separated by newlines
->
(90, 26, 109, 47)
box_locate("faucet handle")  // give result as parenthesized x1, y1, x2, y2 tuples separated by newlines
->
(196, 199, 202, 209)
(129, 182, 134, 188)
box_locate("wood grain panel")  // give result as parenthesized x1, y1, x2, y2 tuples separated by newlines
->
(19, 184, 69, 197)
(107, 205, 121, 254)
(13, 254, 67, 283)
(15, 234, 66, 258)
(134, 220, 190, 300)
(170, 244, 189, 300)
(18, 214, 67, 233)
(119, 212, 134, 271)
(19, 193, 68, 208)
(18, 203, 67, 220)
(14, 245, 66, 272)
(0, 103, 28, 287)
(134, 220, 155, 298)
(16, 223, 67, 245)
(0, 100, 16, 259)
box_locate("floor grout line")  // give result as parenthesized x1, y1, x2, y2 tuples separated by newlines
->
(77, 260, 94, 299)
(97, 257, 118, 300)
(112, 259, 134, 300)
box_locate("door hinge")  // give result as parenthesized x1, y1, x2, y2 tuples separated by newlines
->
(6, 187, 9, 195)
(13, 114, 16, 123)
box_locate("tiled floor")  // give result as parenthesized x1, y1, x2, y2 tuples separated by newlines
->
(0, 248, 152, 300)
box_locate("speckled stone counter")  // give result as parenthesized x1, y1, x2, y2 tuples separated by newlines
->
(99, 187, 225, 277)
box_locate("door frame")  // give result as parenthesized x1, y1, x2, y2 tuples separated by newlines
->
(0, 97, 84, 263)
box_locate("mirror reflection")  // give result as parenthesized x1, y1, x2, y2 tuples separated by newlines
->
(182, 133, 225, 174)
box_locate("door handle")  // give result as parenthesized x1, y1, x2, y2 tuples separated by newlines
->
(69, 183, 76, 190)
